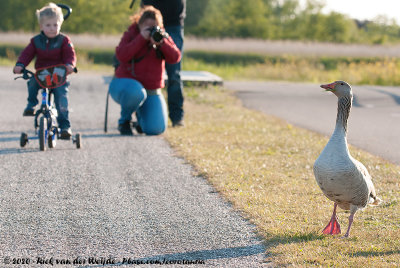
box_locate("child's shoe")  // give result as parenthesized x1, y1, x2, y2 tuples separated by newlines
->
(60, 128, 72, 139)
(23, 107, 35, 116)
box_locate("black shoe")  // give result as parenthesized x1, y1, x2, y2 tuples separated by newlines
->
(118, 121, 133, 136)
(172, 120, 184, 127)
(132, 121, 143, 134)
(23, 108, 35, 116)
(60, 128, 72, 139)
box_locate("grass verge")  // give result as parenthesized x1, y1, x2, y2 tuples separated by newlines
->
(183, 51, 400, 86)
(4, 43, 400, 85)
(163, 86, 400, 267)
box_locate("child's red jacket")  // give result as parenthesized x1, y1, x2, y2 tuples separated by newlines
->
(114, 23, 181, 90)
(16, 32, 76, 70)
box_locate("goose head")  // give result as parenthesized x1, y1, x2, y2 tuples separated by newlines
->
(320, 81, 353, 98)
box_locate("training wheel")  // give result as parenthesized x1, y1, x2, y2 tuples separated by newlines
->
(74, 133, 81, 149)
(20, 133, 28, 147)
(48, 132, 57, 148)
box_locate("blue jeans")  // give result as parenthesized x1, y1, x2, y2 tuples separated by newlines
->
(165, 25, 184, 123)
(27, 77, 71, 129)
(136, 92, 168, 135)
(109, 78, 168, 135)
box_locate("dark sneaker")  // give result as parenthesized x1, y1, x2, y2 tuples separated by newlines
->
(23, 108, 35, 116)
(118, 121, 133, 136)
(132, 121, 143, 134)
(60, 128, 72, 139)
(172, 120, 184, 127)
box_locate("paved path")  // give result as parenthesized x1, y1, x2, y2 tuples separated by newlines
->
(0, 67, 267, 267)
(225, 81, 400, 165)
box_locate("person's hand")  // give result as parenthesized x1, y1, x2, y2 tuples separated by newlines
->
(65, 64, 74, 75)
(13, 65, 23, 74)
(140, 26, 152, 40)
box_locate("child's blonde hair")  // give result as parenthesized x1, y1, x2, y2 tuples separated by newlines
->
(36, 2, 64, 24)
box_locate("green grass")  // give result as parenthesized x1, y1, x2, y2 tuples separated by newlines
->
(182, 51, 400, 86)
(4, 43, 400, 85)
(164, 86, 400, 267)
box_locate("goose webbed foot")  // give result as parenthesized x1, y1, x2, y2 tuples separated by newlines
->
(322, 215, 341, 235)
(322, 203, 341, 235)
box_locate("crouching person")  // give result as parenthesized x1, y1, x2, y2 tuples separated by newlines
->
(110, 5, 181, 135)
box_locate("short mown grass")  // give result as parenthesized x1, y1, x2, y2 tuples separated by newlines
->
(164, 86, 400, 267)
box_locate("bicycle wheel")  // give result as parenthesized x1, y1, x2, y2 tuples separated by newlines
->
(39, 116, 47, 151)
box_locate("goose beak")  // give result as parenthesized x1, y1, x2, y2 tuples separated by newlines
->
(320, 82, 336, 92)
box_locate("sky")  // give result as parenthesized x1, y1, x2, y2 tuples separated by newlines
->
(302, 0, 400, 24)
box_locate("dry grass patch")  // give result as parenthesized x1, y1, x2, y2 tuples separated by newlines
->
(164, 86, 400, 267)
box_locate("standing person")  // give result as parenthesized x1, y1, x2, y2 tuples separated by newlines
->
(141, 0, 186, 127)
(13, 2, 76, 139)
(110, 6, 181, 135)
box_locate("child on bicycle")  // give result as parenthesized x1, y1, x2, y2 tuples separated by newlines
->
(13, 2, 76, 139)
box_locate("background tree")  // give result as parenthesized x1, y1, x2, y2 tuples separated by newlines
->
(185, 0, 210, 34)
(0, 0, 134, 33)
(195, 0, 273, 38)
(1, 0, 400, 44)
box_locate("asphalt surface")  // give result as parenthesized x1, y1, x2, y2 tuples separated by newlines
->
(225, 81, 400, 165)
(0, 67, 268, 267)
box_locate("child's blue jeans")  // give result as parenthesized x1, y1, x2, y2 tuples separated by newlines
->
(27, 77, 71, 129)
(109, 78, 168, 135)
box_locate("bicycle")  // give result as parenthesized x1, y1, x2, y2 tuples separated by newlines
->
(15, 64, 81, 151)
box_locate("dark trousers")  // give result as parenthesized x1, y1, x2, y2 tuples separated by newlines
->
(165, 25, 184, 123)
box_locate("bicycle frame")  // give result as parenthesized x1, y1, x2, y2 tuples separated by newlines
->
(34, 87, 58, 137)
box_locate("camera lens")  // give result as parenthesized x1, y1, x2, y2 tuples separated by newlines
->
(150, 26, 164, 42)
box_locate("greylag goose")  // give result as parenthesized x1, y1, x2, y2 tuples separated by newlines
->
(313, 81, 381, 237)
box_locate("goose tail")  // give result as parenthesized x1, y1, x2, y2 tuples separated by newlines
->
(369, 194, 382, 206)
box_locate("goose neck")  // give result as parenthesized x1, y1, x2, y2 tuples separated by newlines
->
(335, 96, 352, 134)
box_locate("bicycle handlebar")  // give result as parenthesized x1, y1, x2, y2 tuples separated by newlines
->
(14, 66, 77, 81)
(57, 4, 72, 20)
(14, 68, 34, 81)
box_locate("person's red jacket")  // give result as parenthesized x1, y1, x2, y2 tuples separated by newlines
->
(115, 23, 181, 90)
(16, 32, 76, 70)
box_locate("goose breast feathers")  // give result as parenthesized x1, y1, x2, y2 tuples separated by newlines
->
(314, 153, 373, 210)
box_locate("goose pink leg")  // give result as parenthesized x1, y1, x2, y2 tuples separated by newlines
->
(344, 210, 356, 237)
(322, 203, 341, 235)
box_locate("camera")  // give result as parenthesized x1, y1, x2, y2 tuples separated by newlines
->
(149, 26, 165, 42)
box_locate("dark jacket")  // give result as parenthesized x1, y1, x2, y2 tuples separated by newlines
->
(115, 23, 181, 90)
(141, 0, 186, 26)
(16, 32, 76, 70)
